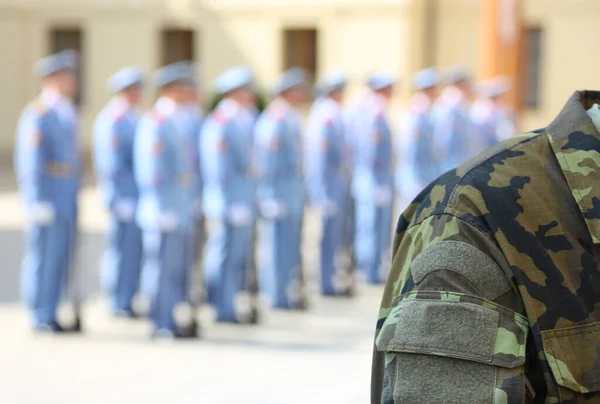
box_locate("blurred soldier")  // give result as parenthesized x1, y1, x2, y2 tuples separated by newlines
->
(352, 72, 396, 285)
(134, 62, 198, 339)
(434, 66, 475, 172)
(342, 82, 374, 278)
(255, 68, 310, 310)
(396, 68, 440, 209)
(93, 67, 144, 318)
(200, 66, 259, 323)
(470, 75, 516, 152)
(305, 71, 353, 296)
(181, 70, 206, 305)
(15, 50, 81, 332)
(372, 90, 600, 403)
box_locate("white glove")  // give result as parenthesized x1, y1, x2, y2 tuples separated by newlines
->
(227, 204, 252, 227)
(158, 212, 178, 232)
(260, 200, 287, 220)
(115, 199, 136, 222)
(320, 200, 339, 218)
(374, 186, 393, 207)
(30, 202, 55, 225)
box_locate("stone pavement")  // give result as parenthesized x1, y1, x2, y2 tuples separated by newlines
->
(0, 179, 384, 403)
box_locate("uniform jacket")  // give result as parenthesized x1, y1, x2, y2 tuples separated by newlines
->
(351, 93, 393, 202)
(200, 98, 255, 218)
(254, 98, 304, 215)
(372, 91, 600, 403)
(134, 98, 196, 230)
(93, 97, 139, 212)
(15, 89, 79, 218)
(434, 87, 476, 173)
(397, 93, 439, 197)
(304, 97, 347, 205)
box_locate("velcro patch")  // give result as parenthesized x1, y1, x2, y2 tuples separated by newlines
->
(410, 241, 511, 301)
(377, 291, 528, 369)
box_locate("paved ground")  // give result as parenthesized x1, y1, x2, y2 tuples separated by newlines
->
(0, 172, 383, 403)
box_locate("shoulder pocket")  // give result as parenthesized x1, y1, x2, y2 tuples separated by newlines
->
(542, 322, 600, 393)
(376, 291, 529, 368)
(375, 292, 530, 403)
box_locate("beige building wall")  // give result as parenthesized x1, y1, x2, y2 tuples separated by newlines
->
(3, 0, 599, 158)
(521, 0, 600, 131)
(435, 0, 482, 74)
(0, 0, 414, 157)
(433, 0, 600, 133)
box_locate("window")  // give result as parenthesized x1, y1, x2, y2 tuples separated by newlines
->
(283, 29, 318, 80)
(50, 28, 83, 105)
(522, 27, 543, 108)
(161, 29, 195, 66)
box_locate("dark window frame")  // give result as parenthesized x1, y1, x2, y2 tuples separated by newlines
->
(522, 26, 543, 109)
(49, 27, 84, 106)
(282, 28, 318, 81)
(160, 28, 196, 66)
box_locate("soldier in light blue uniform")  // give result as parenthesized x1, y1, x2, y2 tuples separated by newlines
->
(396, 68, 440, 208)
(15, 50, 81, 332)
(470, 75, 516, 151)
(342, 86, 374, 282)
(200, 66, 260, 323)
(181, 71, 206, 304)
(434, 66, 475, 173)
(134, 62, 198, 338)
(352, 72, 396, 285)
(305, 71, 353, 296)
(93, 67, 144, 318)
(255, 68, 310, 310)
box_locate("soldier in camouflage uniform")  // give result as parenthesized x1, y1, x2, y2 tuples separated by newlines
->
(372, 91, 600, 403)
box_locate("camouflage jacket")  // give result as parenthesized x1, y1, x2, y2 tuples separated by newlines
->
(372, 91, 600, 404)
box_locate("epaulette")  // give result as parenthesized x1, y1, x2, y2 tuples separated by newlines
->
(28, 99, 48, 116)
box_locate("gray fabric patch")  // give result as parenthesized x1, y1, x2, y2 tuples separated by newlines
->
(393, 352, 496, 404)
(411, 240, 511, 301)
(391, 299, 499, 363)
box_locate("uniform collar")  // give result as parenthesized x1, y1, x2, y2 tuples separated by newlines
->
(40, 87, 62, 108)
(42, 88, 76, 124)
(547, 90, 600, 243)
(441, 86, 467, 107)
(272, 97, 292, 113)
(155, 97, 177, 117)
(409, 92, 433, 113)
(110, 96, 133, 115)
(219, 98, 242, 115)
(318, 97, 342, 116)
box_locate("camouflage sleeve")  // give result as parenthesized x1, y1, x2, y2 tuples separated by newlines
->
(372, 213, 531, 404)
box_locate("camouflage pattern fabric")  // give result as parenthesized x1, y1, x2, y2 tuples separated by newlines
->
(372, 91, 600, 403)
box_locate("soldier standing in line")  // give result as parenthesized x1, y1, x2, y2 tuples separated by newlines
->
(15, 50, 82, 333)
(134, 62, 199, 338)
(254, 68, 311, 310)
(200, 66, 260, 323)
(93, 67, 144, 318)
